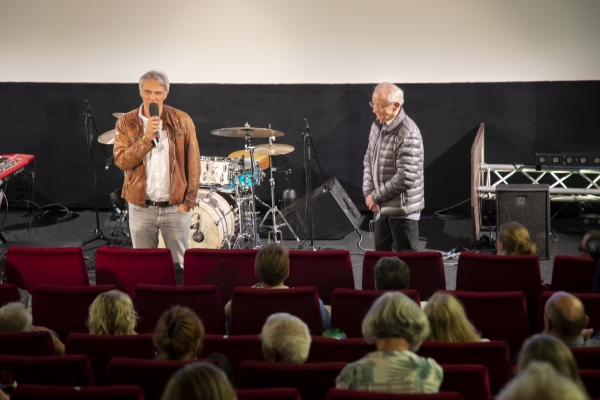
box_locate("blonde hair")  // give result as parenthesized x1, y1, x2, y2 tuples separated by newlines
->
(518, 334, 587, 395)
(424, 292, 481, 343)
(498, 221, 537, 255)
(154, 306, 205, 360)
(161, 362, 236, 400)
(88, 290, 137, 335)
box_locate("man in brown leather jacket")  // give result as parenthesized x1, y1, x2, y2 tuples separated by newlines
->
(114, 70, 200, 270)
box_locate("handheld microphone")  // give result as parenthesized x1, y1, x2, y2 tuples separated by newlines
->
(149, 102, 160, 143)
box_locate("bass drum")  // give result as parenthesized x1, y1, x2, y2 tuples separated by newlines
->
(158, 189, 236, 249)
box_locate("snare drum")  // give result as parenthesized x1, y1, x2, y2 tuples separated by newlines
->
(199, 156, 232, 189)
(158, 189, 235, 249)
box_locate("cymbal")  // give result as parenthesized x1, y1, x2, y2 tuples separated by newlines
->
(211, 126, 284, 138)
(98, 129, 116, 145)
(113, 112, 125, 118)
(228, 150, 270, 170)
(254, 143, 295, 156)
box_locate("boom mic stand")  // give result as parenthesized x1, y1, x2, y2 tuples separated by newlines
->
(82, 100, 110, 246)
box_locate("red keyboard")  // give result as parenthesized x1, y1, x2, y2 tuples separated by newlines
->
(0, 154, 35, 185)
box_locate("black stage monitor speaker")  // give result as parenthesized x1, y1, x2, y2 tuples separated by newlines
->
(496, 184, 550, 259)
(277, 178, 361, 240)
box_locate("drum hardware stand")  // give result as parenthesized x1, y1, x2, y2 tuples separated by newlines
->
(109, 206, 130, 246)
(244, 124, 261, 249)
(302, 118, 317, 251)
(258, 138, 301, 244)
(82, 100, 111, 246)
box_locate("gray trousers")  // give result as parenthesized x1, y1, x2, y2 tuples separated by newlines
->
(374, 216, 419, 252)
(128, 204, 192, 269)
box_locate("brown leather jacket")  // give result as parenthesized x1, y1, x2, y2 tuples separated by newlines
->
(113, 105, 200, 208)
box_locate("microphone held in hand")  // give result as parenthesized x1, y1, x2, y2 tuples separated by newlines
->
(149, 102, 160, 143)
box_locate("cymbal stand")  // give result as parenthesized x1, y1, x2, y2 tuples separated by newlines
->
(245, 130, 261, 248)
(258, 139, 301, 243)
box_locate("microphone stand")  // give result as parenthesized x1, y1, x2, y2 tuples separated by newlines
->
(82, 100, 109, 246)
(302, 119, 317, 251)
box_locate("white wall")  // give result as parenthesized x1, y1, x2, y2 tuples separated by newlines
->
(1, 0, 599, 83)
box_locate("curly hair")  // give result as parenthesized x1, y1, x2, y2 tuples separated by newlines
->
(87, 290, 137, 335)
(153, 306, 205, 360)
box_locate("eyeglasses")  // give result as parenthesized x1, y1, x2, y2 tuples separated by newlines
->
(369, 101, 393, 110)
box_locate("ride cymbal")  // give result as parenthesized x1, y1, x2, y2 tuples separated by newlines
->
(254, 143, 295, 156)
(211, 126, 284, 138)
(98, 129, 116, 145)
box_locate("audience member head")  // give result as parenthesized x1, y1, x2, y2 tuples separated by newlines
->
(260, 313, 311, 364)
(424, 292, 481, 343)
(362, 292, 429, 352)
(374, 257, 410, 291)
(544, 291, 588, 344)
(581, 230, 600, 261)
(0, 302, 32, 332)
(87, 290, 137, 335)
(497, 221, 537, 255)
(254, 243, 290, 287)
(517, 334, 586, 393)
(161, 362, 236, 400)
(497, 361, 587, 400)
(154, 306, 205, 361)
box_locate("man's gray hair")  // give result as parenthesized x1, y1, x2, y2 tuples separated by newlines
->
(260, 313, 311, 364)
(362, 292, 429, 351)
(139, 70, 170, 92)
(0, 302, 32, 332)
(374, 82, 404, 107)
(497, 361, 587, 400)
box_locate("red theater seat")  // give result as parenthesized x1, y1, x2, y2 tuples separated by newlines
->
(571, 347, 600, 369)
(230, 286, 324, 335)
(326, 389, 464, 400)
(551, 255, 597, 293)
(134, 284, 225, 334)
(237, 388, 302, 400)
(362, 251, 445, 300)
(32, 284, 117, 341)
(183, 248, 258, 305)
(417, 340, 510, 395)
(200, 334, 263, 375)
(456, 252, 541, 332)
(238, 360, 346, 400)
(330, 289, 421, 338)
(0, 354, 94, 386)
(287, 250, 355, 304)
(0, 331, 56, 356)
(6, 246, 89, 292)
(108, 358, 219, 400)
(440, 364, 491, 400)
(307, 336, 376, 363)
(65, 333, 155, 386)
(95, 247, 176, 297)
(445, 290, 529, 358)
(0, 283, 21, 307)
(11, 385, 145, 400)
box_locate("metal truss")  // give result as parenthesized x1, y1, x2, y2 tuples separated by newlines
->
(478, 164, 600, 202)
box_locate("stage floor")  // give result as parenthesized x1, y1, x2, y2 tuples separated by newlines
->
(0, 209, 587, 291)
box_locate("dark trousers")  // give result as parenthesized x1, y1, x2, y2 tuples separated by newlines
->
(374, 216, 419, 252)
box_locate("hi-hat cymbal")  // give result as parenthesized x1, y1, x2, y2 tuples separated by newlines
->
(113, 112, 125, 118)
(211, 126, 284, 138)
(254, 143, 294, 156)
(98, 129, 116, 145)
(228, 150, 270, 170)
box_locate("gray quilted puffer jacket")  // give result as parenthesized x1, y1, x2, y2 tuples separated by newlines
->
(363, 109, 424, 217)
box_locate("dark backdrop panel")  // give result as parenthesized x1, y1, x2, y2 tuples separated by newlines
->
(1, 81, 600, 213)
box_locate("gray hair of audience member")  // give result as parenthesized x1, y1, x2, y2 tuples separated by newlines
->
(497, 361, 587, 400)
(373, 82, 405, 107)
(517, 334, 587, 394)
(362, 292, 429, 351)
(160, 362, 236, 400)
(0, 302, 32, 332)
(260, 313, 312, 364)
(374, 257, 410, 290)
(139, 70, 170, 92)
(545, 291, 587, 340)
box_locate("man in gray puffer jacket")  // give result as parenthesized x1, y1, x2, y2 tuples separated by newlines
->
(363, 82, 424, 251)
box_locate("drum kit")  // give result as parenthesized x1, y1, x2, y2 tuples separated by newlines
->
(98, 118, 300, 250)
